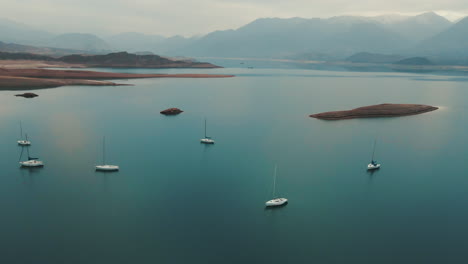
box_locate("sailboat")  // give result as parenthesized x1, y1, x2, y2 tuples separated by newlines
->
(367, 139, 381, 170)
(200, 119, 215, 144)
(95, 136, 119, 171)
(17, 122, 31, 146)
(19, 145, 43, 167)
(265, 165, 288, 207)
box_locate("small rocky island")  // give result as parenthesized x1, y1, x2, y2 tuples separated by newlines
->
(310, 103, 438, 120)
(160, 108, 184, 115)
(15, 92, 38, 98)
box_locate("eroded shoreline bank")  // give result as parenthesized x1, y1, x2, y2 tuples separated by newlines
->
(0, 67, 234, 90)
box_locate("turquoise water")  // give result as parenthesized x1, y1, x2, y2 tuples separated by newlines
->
(1, 68, 468, 263)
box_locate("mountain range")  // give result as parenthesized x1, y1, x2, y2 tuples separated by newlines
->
(0, 18, 110, 53)
(168, 12, 456, 60)
(415, 17, 468, 58)
(0, 41, 82, 56)
(1, 12, 468, 63)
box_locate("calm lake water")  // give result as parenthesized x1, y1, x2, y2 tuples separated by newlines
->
(1, 68, 468, 263)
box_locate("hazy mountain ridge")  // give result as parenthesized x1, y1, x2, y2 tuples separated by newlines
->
(105, 32, 165, 52)
(166, 17, 409, 58)
(0, 18, 54, 46)
(1, 12, 468, 63)
(0, 41, 86, 56)
(380, 12, 452, 43)
(415, 17, 468, 58)
(158, 12, 458, 59)
(394, 57, 433, 65)
(0, 19, 112, 53)
(47, 33, 111, 52)
(345, 52, 404, 63)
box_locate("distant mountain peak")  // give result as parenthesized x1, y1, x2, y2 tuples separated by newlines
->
(409, 11, 451, 24)
(328, 15, 374, 24)
(371, 14, 409, 24)
(418, 11, 439, 17)
(414, 15, 468, 58)
(241, 17, 309, 29)
(455, 16, 468, 25)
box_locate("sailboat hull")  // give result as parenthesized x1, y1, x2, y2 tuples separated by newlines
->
(200, 138, 215, 144)
(17, 140, 31, 146)
(367, 164, 381, 170)
(20, 160, 44, 167)
(96, 165, 119, 171)
(265, 198, 288, 207)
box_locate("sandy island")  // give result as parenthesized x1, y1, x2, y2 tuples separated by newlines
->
(310, 104, 438, 120)
(0, 65, 234, 90)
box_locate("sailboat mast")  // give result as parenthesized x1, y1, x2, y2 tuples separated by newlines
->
(273, 164, 277, 197)
(18, 146, 24, 162)
(19, 121, 23, 139)
(102, 136, 106, 165)
(204, 119, 207, 138)
(371, 139, 377, 161)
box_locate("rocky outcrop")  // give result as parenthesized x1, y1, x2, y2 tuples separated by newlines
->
(310, 104, 438, 120)
(15, 92, 38, 98)
(160, 108, 184, 115)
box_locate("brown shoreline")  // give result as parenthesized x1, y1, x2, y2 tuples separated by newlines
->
(0, 68, 234, 90)
(310, 104, 438, 120)
(0, 76, 128, 89)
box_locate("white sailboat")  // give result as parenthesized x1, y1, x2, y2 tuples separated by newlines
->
(265, 165, 288, 207)
(19, 145, 43, 167)
(367, 139, 381, 170)
(200, 119, 215, 144)
(17, 122, 31, 146)
(95, 136, 119, 171)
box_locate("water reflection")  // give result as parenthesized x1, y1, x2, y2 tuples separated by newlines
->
(366, 168, 379, 184)
(264, 203, 289, 211)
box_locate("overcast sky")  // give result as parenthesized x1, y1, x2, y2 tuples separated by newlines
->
(1, 0, 467, 36)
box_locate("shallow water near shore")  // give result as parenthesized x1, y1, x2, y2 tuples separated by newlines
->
(1, 68, 468, 263)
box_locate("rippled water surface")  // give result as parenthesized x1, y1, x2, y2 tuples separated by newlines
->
(1, 68, 468, 263)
